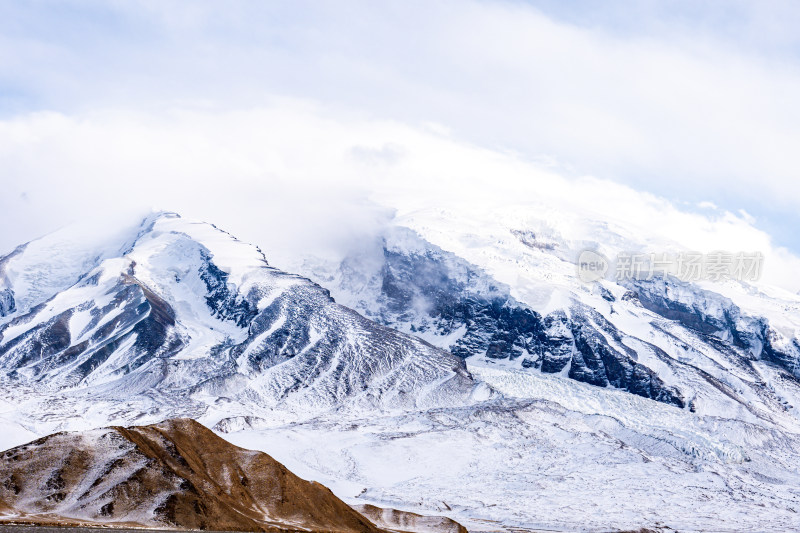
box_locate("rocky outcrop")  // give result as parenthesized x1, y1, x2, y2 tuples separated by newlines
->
(630, 277, 800, 377)
(330, 228, 685, 407)
(199, 249, 258, 327)
(0, 274, 183, 386)
(352, 504, 467, 533)
(0, 288, 14, 317)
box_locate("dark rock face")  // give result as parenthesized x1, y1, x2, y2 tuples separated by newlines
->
(3, 311, 73, 372)
(232, 280, 317, 370)
(376, 245, 549, 363)
(437, 298, 545, 361)
(537, 312, 574, 373)
(338, 230, 685, 407)
(199, 250, 257, 328)
(0, 275, 184, 386)
(0, 288, 14, 317)
(762, 329, 800, 375)
(567, 311, 685, 407)
(0, 244, 25, 318)
(632, 278, 739, 336)
(630, 277, 800, 378)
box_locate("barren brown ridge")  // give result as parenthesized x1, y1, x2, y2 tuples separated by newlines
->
(0, 418, 382, 533)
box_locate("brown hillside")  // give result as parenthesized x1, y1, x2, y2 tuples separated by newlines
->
(0, 418, 381, 533)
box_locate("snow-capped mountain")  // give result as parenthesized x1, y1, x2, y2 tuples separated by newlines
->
(2, 209, 800, 532)
(0, 212, 484, 433)
(292, 206, 800, 431)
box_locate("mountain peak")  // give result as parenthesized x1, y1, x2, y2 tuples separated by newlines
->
(0, 213, 485, 425)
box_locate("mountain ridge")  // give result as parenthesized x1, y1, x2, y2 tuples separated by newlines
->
(0, 418, 383, 532)
(291, 212, 800, 430)
(2, 210, 800, 532)
(0, 212, 488, 432)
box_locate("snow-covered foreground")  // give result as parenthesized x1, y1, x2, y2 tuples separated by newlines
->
(222, 362, 800, 532)
(4, 357, 799, 531)
(268, 197, 800, 530)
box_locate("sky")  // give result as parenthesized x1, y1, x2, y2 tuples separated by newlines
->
(2, 0, 800, 287)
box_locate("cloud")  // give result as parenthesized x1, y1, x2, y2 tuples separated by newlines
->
(0, 104, 393, 264)
(1, 103, 800, 293)
(2, 1, 800, 287)
(2, 2, 800, 218)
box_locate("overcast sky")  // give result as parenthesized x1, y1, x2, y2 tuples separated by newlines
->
(2, 0, 800, 285)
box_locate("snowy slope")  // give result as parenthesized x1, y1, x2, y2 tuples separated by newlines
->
(225, 387, 800, 533)
(0, 212, 483, 435)
(255, 202, 800, 530)
(2, 210, 800, 532)
(291, 205, 800, 434)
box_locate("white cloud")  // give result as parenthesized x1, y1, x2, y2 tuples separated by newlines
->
(1, 103, 799, 292)
(2, 1, 799, 217)
(2, 1, 800, 287)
